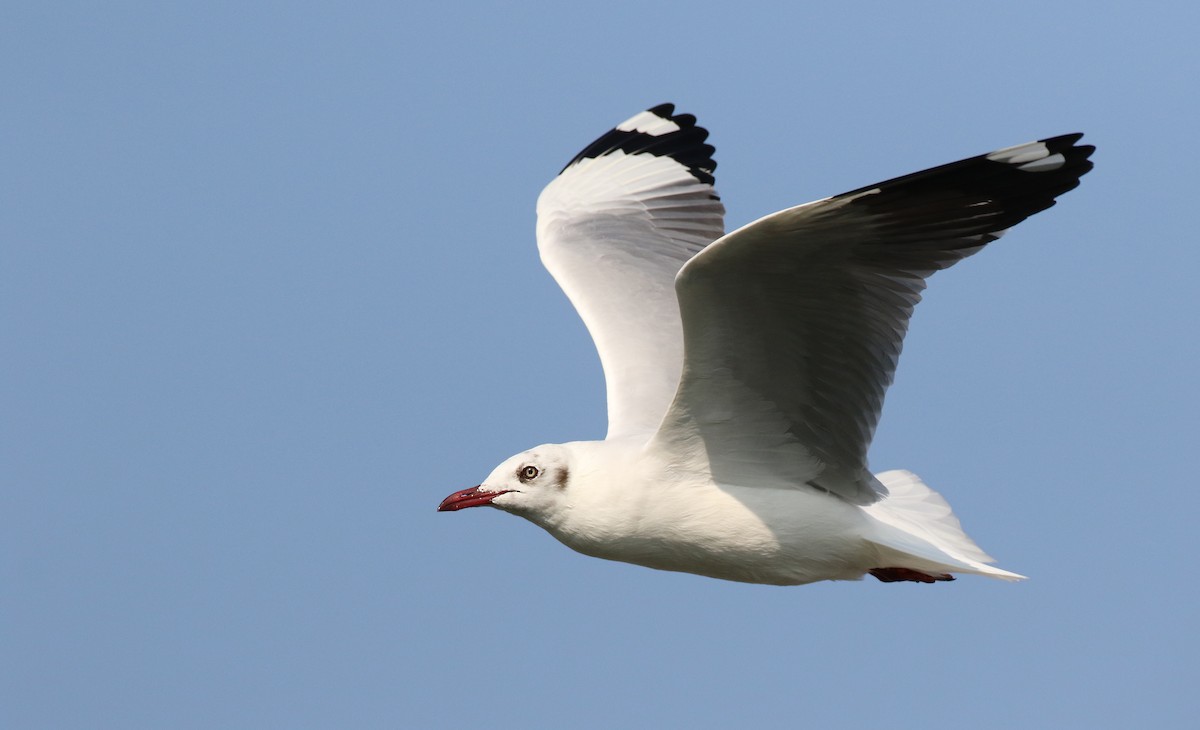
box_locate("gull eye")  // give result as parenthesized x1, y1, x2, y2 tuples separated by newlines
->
(519, 465, 540, 481)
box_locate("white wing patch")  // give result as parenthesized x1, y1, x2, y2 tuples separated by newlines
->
(986, 140, 1067, 171)
(616, 110, 682, 136)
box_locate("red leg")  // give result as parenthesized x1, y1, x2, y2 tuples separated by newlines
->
(869, 567, 955, 583)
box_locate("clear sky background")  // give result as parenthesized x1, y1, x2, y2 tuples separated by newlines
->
(4, 2, 1197, 728)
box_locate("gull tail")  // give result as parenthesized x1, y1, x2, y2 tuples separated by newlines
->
(862, 470, 1025, 582)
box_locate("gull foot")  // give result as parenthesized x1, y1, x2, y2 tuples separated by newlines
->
(869, 567, 955, 583)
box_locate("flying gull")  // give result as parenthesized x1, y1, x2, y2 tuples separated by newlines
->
(439, 104, 1093, 585)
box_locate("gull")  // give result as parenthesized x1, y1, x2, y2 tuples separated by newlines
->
(439, 104, 1093, 585)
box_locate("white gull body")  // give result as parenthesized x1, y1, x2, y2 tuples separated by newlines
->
(440, 105, 1094, 586)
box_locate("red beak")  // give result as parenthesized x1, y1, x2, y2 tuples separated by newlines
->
(437, 486, 513, 512)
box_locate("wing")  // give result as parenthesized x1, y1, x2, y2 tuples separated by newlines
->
(536, 105, 726, 440)
(652, 134, 1095, 503)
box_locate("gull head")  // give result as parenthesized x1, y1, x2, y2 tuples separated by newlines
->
(438, 444, 575, 521)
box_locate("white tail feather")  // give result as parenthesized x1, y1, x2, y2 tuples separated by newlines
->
(864, 470, 1025, 581)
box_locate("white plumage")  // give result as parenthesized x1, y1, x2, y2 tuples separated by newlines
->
(440, 104, 1093, 586)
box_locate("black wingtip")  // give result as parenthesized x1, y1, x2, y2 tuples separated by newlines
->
(1040, 131, 1084, 147)
(560, 104, 718, 186)
(1039, 132, 1095, 169)
(830, 131, 1095, 250)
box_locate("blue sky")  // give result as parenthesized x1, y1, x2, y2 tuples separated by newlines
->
(4, 2, 1197, 728)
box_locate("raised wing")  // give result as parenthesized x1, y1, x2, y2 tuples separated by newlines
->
(653, 134, 1095, 503)
(537, 105, 725, 439)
